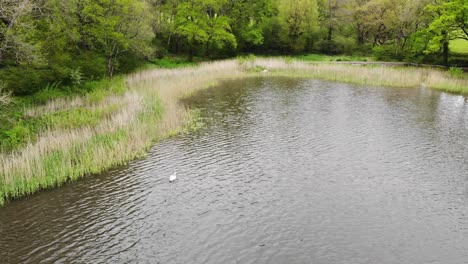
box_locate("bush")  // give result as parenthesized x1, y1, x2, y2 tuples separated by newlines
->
(2, 124, 30, 150)
(316, 37, 357, 55)
(69, 67, 84, 86)
(372, 45, 405, 61)
(333, 36, 357, 54)
(72, 52, 107, 80)
(449, 67, 464, 78)
(149, 57, 197, 69)
(31, 82, 69, 104)
(0, 66, 56, 95)
(117, 51, 147, 73)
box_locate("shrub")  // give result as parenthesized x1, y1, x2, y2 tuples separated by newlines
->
(31, 82, 68, 104)
(3, 124, 30, 149)
(448, 67, 464, 78)
(0, 66, 55, 95)
(69, 67, 84, 86)
(72, 52, 107, 80)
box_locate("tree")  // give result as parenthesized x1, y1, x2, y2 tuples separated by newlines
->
(276, 0, 320, 52)
(317, 0, 340, 42)
(428, 0, 467, 40)
(174, 0, 236, 60)
(424, 0, 467, 65)
(76, 0, 154, 77)
(223, 0, 273, 51)
(0, 0, 43, 66)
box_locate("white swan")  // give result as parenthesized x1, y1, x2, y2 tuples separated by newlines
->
(169, 171, 177, 182)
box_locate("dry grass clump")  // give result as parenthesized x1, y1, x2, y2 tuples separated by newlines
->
(0, 85, 12, 107)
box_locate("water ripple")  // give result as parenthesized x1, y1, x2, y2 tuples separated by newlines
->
(1, 77, 468, 263)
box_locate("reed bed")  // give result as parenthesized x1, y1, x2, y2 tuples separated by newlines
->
(0, 60, 244, 205)
(0, 58, 466, 205)
(251, 58, 468, 93)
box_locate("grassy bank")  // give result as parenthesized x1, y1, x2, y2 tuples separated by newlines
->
(0, 60, 245, 206)
(450, 40, 468, 55)
(0, 78, 128, 153)
(1, 57, 467, 206)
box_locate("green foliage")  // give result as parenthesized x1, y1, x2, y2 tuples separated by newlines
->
(42, 105, 120, 130)
(1, 0, 467, 97)
(69, 68, 84, 86)
(276, 0, 319, 52)
(372, 45, 403, 61)
(82, 77, 127, 98)
(0, 76, 127, 152)
(173, 0, 237, 60)
(0, 66, 55, 95)
(3, 124, 30, 149)
(149, 57, 197, 69)
(31, 83, 68, 104)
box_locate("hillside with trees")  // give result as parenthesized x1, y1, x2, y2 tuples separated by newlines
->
(0, 0, 467, 95)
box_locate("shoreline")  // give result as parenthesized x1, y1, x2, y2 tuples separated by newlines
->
(1, 58, 467, 206)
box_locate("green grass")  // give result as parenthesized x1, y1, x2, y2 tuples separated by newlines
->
(0, 128, 134, 206)
(0, 77, 127, 153)
(146, 57, 198, 69)
(450, 39, 468, 54)
(41, 105, 121, 130)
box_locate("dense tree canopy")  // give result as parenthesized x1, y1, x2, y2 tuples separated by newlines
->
(0, 0, 466, 94)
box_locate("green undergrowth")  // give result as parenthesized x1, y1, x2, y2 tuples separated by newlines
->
(145, 56, 199, 69)
(0, 77, 127, 153)
(41, 104, 122, 130)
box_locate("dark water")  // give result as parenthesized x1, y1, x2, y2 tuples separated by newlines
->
(1, 77, 468, 264)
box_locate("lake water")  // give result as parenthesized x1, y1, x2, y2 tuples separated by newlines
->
(1, 77, 468, 264)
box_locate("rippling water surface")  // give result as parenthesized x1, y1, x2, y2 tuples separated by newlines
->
(1, 77, 468, 264)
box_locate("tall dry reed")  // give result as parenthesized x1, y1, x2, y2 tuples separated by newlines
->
(251, 58, 468, 92)
(0, 87, 11, 107)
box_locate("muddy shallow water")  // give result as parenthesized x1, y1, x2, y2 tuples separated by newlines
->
(1, 77, 468, 264)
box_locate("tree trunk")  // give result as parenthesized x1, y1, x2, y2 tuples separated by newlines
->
(188, 43, 194, 62)
(443, 41, 449, 67)
(327, 26, 333, 41)
(107, 56, 114, 78)
(442, 31, 449, 67)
